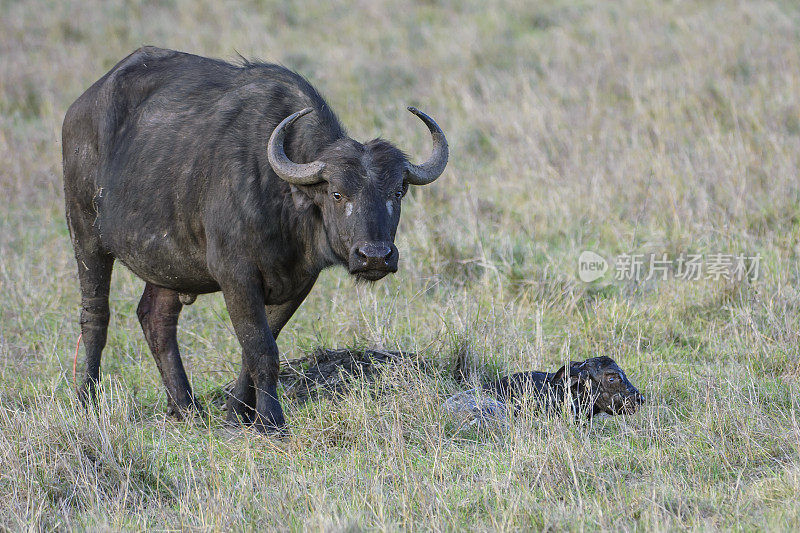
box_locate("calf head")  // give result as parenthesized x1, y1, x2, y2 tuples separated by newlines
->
(268, 107, 448, 281)
(553, 356, 644, 417)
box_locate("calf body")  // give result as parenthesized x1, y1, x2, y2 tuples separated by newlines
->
(487, 356, 644, 418)
(445, 357, 644, 424)
(63, 47, 448, 432)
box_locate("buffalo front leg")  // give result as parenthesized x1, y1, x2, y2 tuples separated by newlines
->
(223, 288, 315, 428)
(137, 283, 202, 418)
(222, 284, 285, 434)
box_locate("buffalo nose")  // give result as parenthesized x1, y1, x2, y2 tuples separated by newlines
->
(634, 392, 645, 405)
(356, 243, 393, 261)
(349, 241, 399, 274)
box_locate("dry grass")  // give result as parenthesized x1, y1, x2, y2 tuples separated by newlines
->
(2, 0, 800, 530)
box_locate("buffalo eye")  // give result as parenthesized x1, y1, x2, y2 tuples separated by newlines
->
(607, 374, 617, 383)
(331, 191, 343, 201)
(394, 189, 404, 200)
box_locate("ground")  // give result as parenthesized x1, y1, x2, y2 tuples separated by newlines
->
(1, 0, 800, 530)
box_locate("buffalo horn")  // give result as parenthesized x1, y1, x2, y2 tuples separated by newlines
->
(267, 107, 327, 185)
(404, 107, 449, 186)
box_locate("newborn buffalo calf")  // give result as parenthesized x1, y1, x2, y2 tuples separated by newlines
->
(486, 356, 644, 419)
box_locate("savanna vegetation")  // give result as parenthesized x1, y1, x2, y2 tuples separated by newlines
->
(2, 0, 800, 529)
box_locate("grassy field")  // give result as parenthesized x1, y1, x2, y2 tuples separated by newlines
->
(2, 0, 800, 529)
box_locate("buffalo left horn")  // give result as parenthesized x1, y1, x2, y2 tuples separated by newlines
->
(268, 107, 327, 185)
(404, 107, 449, 186)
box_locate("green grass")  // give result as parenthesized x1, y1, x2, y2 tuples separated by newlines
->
(2, 0, 800, 529)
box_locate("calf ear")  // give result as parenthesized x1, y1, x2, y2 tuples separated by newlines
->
(555, 362, 589, 417)
(553, 362, 583, 387)
(568, 361, 590, 389)
(552, 364, 568, 385)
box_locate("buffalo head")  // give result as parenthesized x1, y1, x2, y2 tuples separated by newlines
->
(267, 107, 448, 281)
(553, 356, 645, 417)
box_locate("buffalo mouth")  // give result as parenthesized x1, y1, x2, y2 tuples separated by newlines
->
(608, 395, 642, 415)
(351, 268, 395, 282)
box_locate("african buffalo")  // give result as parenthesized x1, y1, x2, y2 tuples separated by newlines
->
(445, 356, 644, 424)
(487, 356, 645, 418)
(62, 46, 448, 433)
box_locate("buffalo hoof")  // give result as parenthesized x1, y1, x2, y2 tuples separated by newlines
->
(77, 379, 100, 409)
(166, 398, 204, 420)
(252, 417, 290, 438)
(225, 395, 256, 426)
(253, 393, 287, 436)
(225, 395, 287, 437)
(225, 410, 288, 438)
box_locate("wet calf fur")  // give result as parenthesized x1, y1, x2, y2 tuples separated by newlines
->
(486, 356, 644, 418)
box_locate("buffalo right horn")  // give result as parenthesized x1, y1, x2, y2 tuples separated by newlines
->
(404, 107, 449, 186)
(268, 107, 327, 185)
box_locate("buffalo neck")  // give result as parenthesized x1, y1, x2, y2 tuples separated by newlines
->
(256, 109, 348, 277)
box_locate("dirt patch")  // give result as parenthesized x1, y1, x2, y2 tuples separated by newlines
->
(215, 348, 422, 407)
(278, 348, 420, 403)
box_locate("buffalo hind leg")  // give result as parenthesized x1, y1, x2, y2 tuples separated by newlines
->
(75, 252, 114, 406)
(137, 283, 202, 418)
(227, 365, 257, 426)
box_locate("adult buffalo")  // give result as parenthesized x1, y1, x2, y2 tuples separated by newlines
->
(62, 46, 448, 433)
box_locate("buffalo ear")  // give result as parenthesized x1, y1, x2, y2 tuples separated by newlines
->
(552, 362, 583, 387)
(568, 361, 590, 389)
(553, 362, 587, 417)
(552, 364, 568, 385)
(290, 183, 328, 211)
